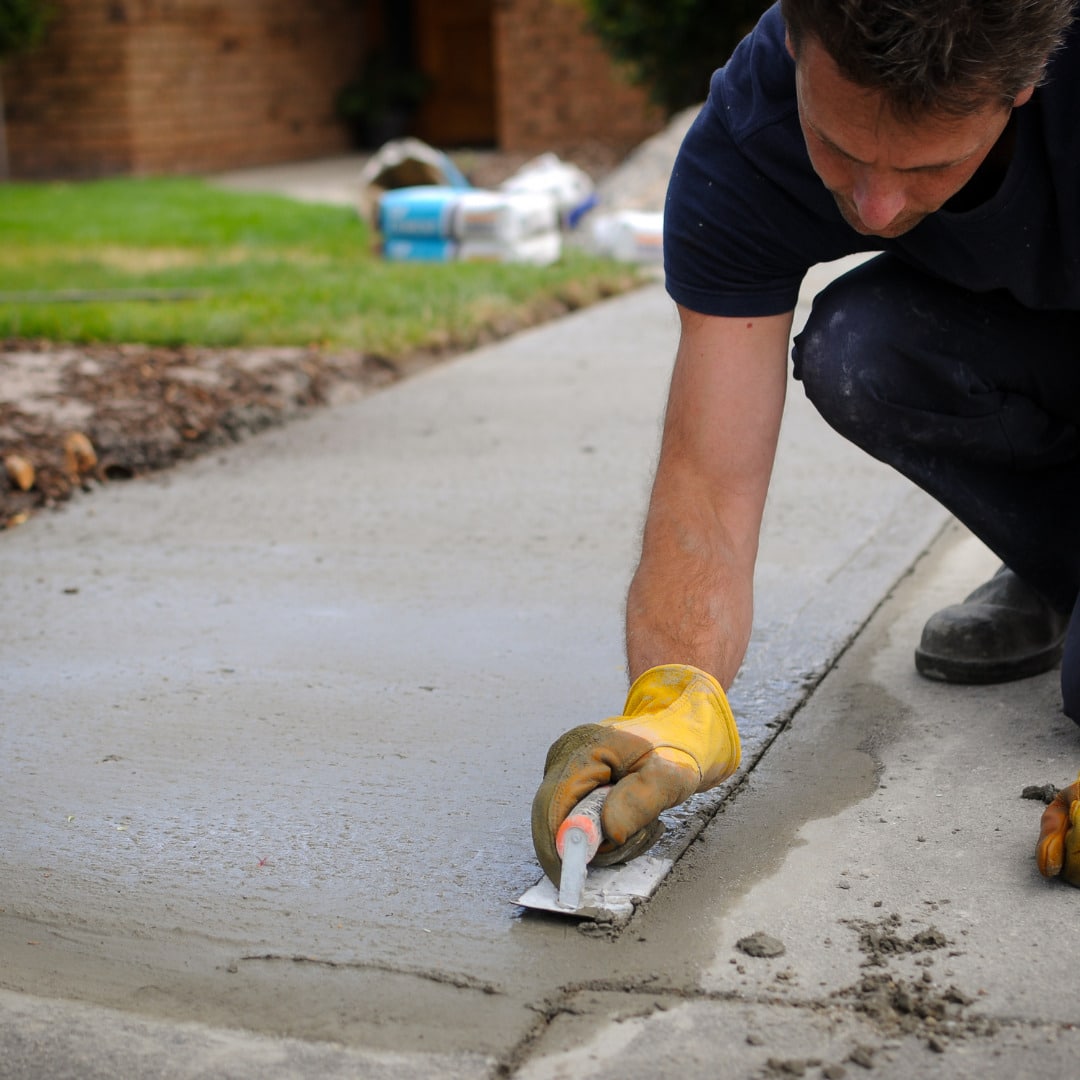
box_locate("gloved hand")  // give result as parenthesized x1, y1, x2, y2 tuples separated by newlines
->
(531, 664, 741, 886)
(1037, 776, 1080, 887)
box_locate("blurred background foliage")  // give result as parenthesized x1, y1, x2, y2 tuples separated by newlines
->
(574, 0, 772, 113)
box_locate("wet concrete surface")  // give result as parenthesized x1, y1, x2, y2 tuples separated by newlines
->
(1, 270, 969, 1075)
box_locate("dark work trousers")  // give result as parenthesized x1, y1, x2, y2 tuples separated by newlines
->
(791, 254, 1080, 719)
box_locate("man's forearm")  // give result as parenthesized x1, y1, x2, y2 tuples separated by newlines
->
(624, 480, 756, 688)
(622, 306, 793, 688)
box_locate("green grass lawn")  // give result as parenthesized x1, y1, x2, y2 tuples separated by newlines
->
(0, 178, 640, 354)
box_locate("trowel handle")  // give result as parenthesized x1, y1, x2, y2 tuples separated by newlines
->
(555, 785, 610, 863)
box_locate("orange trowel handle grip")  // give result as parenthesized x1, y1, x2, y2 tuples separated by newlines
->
(555, 785, 610, 862)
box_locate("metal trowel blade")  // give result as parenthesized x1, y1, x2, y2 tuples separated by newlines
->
(514, 855, 674, 920)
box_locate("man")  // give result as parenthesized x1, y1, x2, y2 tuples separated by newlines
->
(532, 0, 1080, 886)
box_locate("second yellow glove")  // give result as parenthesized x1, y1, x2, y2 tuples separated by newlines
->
(1037, 775, 1080, 887)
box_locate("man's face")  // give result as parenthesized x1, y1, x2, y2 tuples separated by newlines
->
(789, 34, 1032, 238)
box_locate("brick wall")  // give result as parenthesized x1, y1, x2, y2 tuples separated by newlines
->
(0, 0, 664, 180)
(3, 0, 368, 179)
(492, 0, 664, 155)
(3, 4, 135, 178)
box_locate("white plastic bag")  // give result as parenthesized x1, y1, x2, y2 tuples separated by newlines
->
(500, 153, 596, 227)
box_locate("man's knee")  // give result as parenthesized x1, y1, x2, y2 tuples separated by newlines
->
(1062, 621, 1080, 724)
(792, 280, 896, 449)
(1063, 669, 1080, 724)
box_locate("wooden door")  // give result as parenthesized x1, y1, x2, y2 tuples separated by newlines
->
(412, 0, 497, 146)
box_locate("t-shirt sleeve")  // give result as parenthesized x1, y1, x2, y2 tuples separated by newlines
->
(664, 98, 810, 318)
(663, 4, 863, 318)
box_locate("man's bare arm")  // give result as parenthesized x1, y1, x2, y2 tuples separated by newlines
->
(532, 305, 793, 875)
(626, 304, 794, 687)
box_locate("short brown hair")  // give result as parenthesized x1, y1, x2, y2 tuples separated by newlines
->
(781, 0, 1076, 117)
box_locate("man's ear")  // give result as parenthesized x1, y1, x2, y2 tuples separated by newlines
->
(1013, 85, 1035, 108)
(785, 29, 797, 60)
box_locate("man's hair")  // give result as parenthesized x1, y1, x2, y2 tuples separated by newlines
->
(781, 0, 1077, 117)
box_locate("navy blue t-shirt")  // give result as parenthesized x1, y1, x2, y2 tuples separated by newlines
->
(664, 3, 1080, 316)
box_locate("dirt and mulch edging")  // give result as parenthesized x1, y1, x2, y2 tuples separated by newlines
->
(0, 339, 389, 529)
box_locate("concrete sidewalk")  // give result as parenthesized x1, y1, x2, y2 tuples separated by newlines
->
(212, 154, 370, 207)
(2, 258, 1078, 1078)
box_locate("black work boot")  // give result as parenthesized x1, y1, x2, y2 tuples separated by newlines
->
(915, 566, 1071, 684)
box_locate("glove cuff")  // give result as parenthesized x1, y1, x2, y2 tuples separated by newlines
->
(620, 664, 741, 790)
(623, 663, 723, 710)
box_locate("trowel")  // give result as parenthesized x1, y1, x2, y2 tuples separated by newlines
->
(515, 786, 673, 920)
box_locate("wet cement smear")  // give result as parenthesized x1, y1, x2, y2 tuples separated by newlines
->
(607, 671, 906, 992)
(686, 682, 895, 891)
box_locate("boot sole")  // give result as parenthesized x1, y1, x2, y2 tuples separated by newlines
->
(914, 642, 1065, 685)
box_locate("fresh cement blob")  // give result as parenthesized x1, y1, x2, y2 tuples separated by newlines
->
(735, 931, 786, 959)
(1021, 783, 1059, 805)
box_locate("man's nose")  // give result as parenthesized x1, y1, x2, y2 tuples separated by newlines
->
(851, 170, 907, 232)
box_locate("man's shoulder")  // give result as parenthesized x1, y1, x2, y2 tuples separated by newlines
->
(683, 2, 814, 208)
(709, 2, 798, 143)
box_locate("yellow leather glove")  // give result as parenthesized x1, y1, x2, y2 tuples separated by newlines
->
(1037, 776, 1080, 887)
(531, 664, 741, 886)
